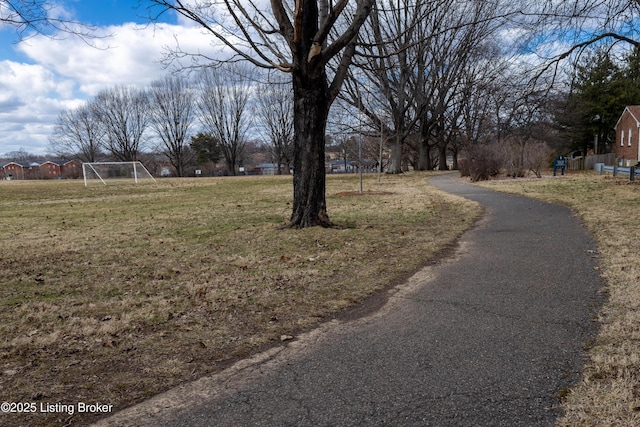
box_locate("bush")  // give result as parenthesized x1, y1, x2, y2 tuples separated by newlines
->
(495, 140, 524, 178)
(465, 145, 501, 182)
(460, 140, 554, 181)
(458, 159, 470, 177)
(524, 142, 554, 178)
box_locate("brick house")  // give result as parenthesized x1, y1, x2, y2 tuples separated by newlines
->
(614, 106, 640, 166)
(1, 161, 40, 180)
(1, 162, 23, 179)
(40, 161, 63, 179)
(61, 159, 82, 179)
(1, 159, 82, 180)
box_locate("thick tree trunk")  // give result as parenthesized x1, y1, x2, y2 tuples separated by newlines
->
(286, 72, 331, 228)
(226, 158, 237, 176)
(387, 138, 404, 174)
(416, 139, 433, 171)
(438, 143, 449, 170)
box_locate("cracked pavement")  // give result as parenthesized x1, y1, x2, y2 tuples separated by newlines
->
(94, 174, 604, 427)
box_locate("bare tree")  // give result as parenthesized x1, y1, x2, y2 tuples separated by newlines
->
(343, 0, 514, 172)
(412, 0, 513, 171)
(197, 65, 251, 176)
(91, 85, 150, 161)
(256, 75, 294, 175)
(0, 0, 96, 39)
(343, 0, 435, 174)
(524, 141, 554, 178)
(3, 148, 31, 161)
(499, 87, 556, 177)
(149, 75, 196, 177)
(512, 1, 640, 84)
(48, 104, 104, 162)
(457, 52, 505, 148)
(146, 0, 373, 228)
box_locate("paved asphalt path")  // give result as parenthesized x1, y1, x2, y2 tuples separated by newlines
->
(96, 174, 604, 427)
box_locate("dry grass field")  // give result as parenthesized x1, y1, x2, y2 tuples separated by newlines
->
(479, 171, 640, 426)
(0, 172, 480, 427)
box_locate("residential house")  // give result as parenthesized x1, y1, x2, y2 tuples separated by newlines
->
(326, 159, 379, 173)
(255, 163, 277, 175)
(1, 162, 22, 180)
(327, 159, 353, 173)
(1, 161, 40, 180)
(1, 159, 82, 180)
(255, 163, 291, 175)
(61, 159, 82, 179)
(40, 161, 63, 179)
(614, 106, 640, 166)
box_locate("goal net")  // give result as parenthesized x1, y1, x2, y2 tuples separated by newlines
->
(82, 161, 157, 186)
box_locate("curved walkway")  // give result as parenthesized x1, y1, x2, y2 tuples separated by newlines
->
(96, 174, 604, 427)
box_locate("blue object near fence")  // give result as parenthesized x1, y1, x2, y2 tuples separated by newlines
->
(553, 156, 566, 176)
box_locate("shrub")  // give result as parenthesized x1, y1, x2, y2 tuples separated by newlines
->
(525, 142, 554, 178)
(458, 159, 470, 177)
(465, 145, 501, 182)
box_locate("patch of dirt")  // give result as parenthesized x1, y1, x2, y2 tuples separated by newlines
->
(334, 190, 395, 197)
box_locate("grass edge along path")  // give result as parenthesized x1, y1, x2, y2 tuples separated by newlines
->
(0, 172, 481, 427)
(478, 172, 640, 426)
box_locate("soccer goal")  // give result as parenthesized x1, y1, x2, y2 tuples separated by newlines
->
(82, 161, 157, 186)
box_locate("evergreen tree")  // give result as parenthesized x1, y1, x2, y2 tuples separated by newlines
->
(619, 47, 640, 101)
(556, 48, 640, 155)
(190, 132, 221, 173)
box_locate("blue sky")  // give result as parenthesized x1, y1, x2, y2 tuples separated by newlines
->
(71, 0, 146, 26)
(0, 0, 208, 157)
(0, 1, 150, 60)
(0, 1, 617, 158)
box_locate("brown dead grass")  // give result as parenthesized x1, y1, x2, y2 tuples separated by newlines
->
(0, 172, 480, 426)
(478, 171, 640, 426)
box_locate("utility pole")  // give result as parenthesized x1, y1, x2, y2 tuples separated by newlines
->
(358, 98, 363, 194)
(378, 115, 383, 183)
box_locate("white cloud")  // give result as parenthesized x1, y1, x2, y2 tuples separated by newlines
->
(0, 22, 222, 156)
(0, 60, 80, 155)
(18, 23, 194, 96)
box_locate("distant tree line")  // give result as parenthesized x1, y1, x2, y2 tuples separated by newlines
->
(332, 0, 640, 179)
(10, 0, 640, 224)
(47, 0, 640, 183)
(48, 66, 295, 177)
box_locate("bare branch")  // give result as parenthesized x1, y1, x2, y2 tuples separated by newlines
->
(0, 0, 100, 42)
(270, 0, 295, 53)
(319, 0, 372, 65)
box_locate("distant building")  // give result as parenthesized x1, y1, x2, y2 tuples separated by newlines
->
(614, 106, 640, 166)
(61, 159, 82, 179)
(327, 159, 353, 173)
(1, 162, 23, 180)
(1, 159, 82, 180)
(40, 161, 63, 179)
(255, 163, 290, 175)
(1, 161, 40, 180)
